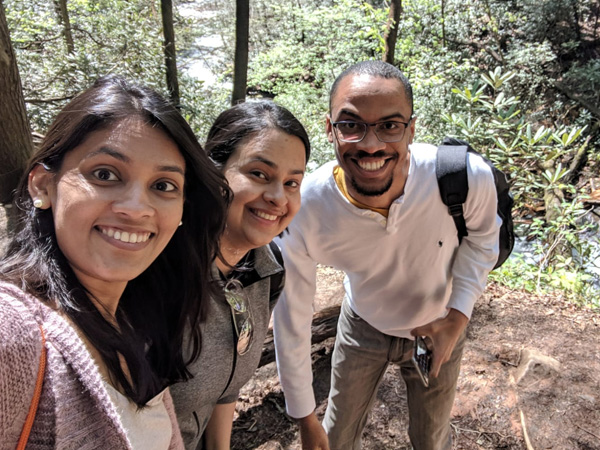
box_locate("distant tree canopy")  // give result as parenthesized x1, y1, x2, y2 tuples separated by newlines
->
(6, 0, 598, 154)
(4, 0, 599, 304)
(5, 0, 166, 129)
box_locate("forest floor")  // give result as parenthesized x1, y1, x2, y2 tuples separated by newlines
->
(230, 266, 600, 450)
(1, 207, 599, 449)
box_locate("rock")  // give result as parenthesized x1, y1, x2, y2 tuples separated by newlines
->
(578, 394, 596, 404)
(514, 348, 561, 384)
(496, 342, 519, 366)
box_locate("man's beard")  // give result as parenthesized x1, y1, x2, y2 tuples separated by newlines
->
(345, 149, 396, 197)
(350, 174, 394, 197)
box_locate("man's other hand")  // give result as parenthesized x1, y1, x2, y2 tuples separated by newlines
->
(410, 308, 468, 378)
(298, 412, 330, 450)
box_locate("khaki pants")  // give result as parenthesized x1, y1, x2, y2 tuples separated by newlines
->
(322, 299, 466, 450)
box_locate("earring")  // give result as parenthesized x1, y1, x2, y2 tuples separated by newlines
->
(179, 221, 183, 227)
(33, 198, 44, 209)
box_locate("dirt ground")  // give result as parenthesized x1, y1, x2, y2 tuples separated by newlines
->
(230, 267, 600, 450)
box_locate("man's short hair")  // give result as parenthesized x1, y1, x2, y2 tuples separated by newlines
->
(329, 61, 413, 114)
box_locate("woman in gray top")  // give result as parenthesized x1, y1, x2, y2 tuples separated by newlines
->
(170, 101, 311, 449)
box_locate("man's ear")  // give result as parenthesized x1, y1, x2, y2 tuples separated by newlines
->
(407, 116, 417, 145)
(325, 114, 334, 143)
(28, 164, 54, 209)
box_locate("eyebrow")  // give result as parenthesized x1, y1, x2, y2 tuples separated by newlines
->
(336, 109, 410, 122)
(85, 147, 186, 176)
(157, 164, 186, 176)
(86, 147, 130, 162)
(251, 156, 305, 176)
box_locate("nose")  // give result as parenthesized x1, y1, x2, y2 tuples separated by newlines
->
(112, 183, 154, 219)
(263, 182, 287, 207)
(356, 125, 386, 153)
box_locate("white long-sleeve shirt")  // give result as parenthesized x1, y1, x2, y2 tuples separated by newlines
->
(273, 143, 501, 419)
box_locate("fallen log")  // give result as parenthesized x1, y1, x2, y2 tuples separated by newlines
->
(259, 304, 341, 368)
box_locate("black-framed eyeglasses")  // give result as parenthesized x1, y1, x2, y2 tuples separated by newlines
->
(224, 279, 253, 356)
(331, 118, 412, 143)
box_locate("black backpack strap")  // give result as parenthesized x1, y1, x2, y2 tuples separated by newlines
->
(436, 145, 469, 243)
(268, 241, 285, 310)
(230, 242, 285, 311)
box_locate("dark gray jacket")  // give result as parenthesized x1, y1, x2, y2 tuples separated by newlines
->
(170, 243, 284, 449)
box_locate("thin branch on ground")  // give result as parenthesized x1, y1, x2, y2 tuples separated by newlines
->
(519, 409, 535, 450)
(574, 423, 600, 440)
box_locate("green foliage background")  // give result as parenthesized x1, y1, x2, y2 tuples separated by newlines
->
(5, 0, 600, 307)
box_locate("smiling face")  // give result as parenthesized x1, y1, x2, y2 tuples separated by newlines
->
(220, 128, 306, 263)
(29, 118, 185, 307)
(326, 74, 415, 209)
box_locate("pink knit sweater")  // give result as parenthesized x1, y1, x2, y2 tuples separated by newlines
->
(0, 281, 184, 449)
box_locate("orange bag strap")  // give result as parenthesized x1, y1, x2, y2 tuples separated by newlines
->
(16, 324, 47, 450)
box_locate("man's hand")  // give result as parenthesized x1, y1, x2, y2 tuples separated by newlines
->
(410, 308, 468, 378)
(298, 412, 330, 450)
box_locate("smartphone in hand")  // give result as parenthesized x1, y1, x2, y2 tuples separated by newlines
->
(412, 336, 432, 388)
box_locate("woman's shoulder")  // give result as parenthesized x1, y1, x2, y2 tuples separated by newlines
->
(0, 281, 42, 344)
(0, 281, 45, 369)
(0, 281, 45, 445)
(252, 243, 284, 276)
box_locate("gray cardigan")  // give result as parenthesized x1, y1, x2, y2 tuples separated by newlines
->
(0, 281, 184, 450)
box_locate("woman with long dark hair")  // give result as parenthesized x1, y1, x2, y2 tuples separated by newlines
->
(171, 101, 310, 449)
(0, 76, 230, 449)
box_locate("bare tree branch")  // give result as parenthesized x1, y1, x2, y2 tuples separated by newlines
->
(554, 81, 600, 119)
(25, 95, 75, 104)
(446, 37, 504, 63)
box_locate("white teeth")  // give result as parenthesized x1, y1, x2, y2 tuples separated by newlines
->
(358, 160, 385, 171)
(100, 228, 150, 244)
(255, 210, 278, 221)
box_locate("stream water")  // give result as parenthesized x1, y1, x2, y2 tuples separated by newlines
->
(178, 2, 230, 88)
(512, 212, 600, 290)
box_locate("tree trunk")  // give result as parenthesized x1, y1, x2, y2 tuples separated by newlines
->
(383, 0, 402, 65)
(259, 304, 340, 368)
(0, 0, 34, 213)
(54, 0, 74, 54)
(441, 0, 446, 47)
(231, 0, 249, 105)
(160, 0, 180, 106)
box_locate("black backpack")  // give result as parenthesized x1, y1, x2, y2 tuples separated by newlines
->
(436, 137, 515, 269)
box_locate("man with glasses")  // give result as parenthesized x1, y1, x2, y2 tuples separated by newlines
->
(273, 61, 500, 450)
